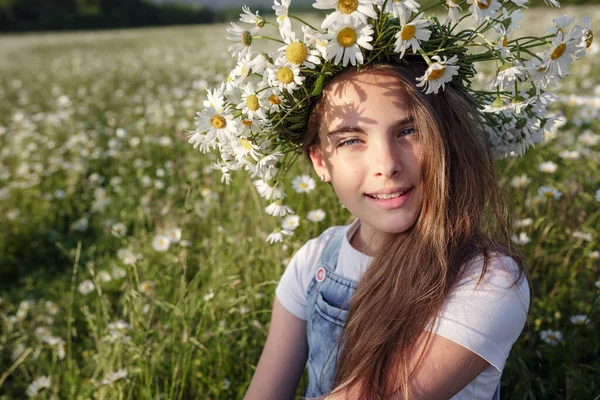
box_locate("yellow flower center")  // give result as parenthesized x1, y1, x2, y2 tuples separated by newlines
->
(299, 182, 308, 189)
(428, 66, 446, 80)
(551, 43, 566, 60)
(476, 0, 491, 9)
(586, 30, 593, 48)
(269, 94, 281, 105)
(286, 42, 308, 65)
(544, 191, 555, 198)
(502, 35, 508, 47)
(338, 0, 358, 14)
(277, 66, 294, 84)
(242, 119, 253, 126)
(400, 25, 416, 41)
(246, 94, 260, 111)
(240, 138, 253, 151)
(241, 30, 253, 47)
(337, 27, 357, 48)
(210, 115, 227, 129)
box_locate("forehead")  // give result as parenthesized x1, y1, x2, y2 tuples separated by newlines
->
(318, 70, 412, 132)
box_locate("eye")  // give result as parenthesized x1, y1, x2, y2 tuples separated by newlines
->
(337, 138, 362, 147)
(398, 127, 417, 137)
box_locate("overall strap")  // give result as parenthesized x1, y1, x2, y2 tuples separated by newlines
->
(319, 227, 347, 271)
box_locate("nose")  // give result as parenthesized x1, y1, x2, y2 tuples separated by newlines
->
(372, 137, 401, 179)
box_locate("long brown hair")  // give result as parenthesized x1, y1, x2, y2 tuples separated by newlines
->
(303, 62, 527, 399)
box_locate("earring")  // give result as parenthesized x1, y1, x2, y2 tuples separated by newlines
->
(320, 174, 326, 182)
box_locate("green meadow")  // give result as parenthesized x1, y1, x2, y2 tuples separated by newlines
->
(0, 6, 599, 399)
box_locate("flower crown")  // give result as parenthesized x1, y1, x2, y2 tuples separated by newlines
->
(188, 0, 592, 243)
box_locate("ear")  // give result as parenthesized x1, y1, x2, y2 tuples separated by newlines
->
(309, 145, 331, 183)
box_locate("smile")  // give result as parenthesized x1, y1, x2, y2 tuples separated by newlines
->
(366, 188, 411, 200)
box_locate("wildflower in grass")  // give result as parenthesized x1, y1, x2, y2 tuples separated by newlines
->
(589, 250, 600, 259)
(265, 202, 293, 217)
(282, 215, 301, 231)
(416, 55, 460, 94)
(71, 217, 89, 232)
(394, 13, 432, 59)
(99, 368, 129, 386)
(95, 270, 111, 283)
(292, 175, 316, 193)
(254, 179, 284, 201)
(579, 130, 599, 146)
(252, 320, 263, 329)
(325, 22, 374, 67)
(110, 222, 127, 238)
(11, 343, 25, 361)
(166, 227, 182, 244)
(107, 320, 131, 331)
(307, 209, 326, 222)
(569, 314, 589, 325)
(54, 189, 65, 199)
(26, 376, 51, 397)
(152, 234, 170, 252)
(139, 280, 155, 295)
(596, 281, 600, 289)
(595, 188, 600, 203)
(559, 150, 579, 159)
(511, 232, 531, 245)
(266, 229, 293, 243)
(513, 218, 532, 230)
(78, 280, 95, 295)
(538, 161, 558, 173)
(203, 290, 215, 301)
(511, 174, 530, 188)
(117, 249, 140, 265)
(539, 329, 563, 345)
(572, 231, 593, 242)
(538, 186, 562, 200)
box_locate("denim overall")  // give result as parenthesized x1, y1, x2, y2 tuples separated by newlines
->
(304, 228, 502, 400)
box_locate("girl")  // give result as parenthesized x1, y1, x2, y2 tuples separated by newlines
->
(243, 61, 530, 399)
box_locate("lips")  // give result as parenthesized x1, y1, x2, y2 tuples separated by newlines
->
(364, 187, 414, 210)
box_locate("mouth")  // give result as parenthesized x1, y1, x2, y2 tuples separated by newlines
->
(365, 187, 412, 200)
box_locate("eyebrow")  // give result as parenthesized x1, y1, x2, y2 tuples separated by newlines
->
(326, 115, 414, 136)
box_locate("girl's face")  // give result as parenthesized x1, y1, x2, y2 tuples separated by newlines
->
(309, 70, 423, 254)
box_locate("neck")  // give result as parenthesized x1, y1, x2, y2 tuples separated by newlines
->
(349, 223, 378, 257)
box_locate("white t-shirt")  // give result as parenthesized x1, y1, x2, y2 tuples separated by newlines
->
(275, 219, 530, 399)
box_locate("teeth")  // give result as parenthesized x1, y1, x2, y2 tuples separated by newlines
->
(369, 189, 408, 200)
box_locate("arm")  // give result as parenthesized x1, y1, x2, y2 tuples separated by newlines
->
(326, 332, 490, 400)
(244, 298, 309, 400)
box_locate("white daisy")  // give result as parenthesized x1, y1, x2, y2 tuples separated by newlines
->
(278, 34, 322, 69)
(189, 106, 238, 153)
(444, 0, 461, 24)
(538, 186, 562, 200)
(273, 0, 293, 38)
(138, 280, 156, 295)
(226, 23, 259, 58)
(152, 234, 170, 252)
(254, 179, 284, 200)
(239, 5, 264, 29)
(237, 82, 267, 120)
(99, 368, 129, 386)
(291, 174, 316, 193)
(543, 0, 560, 7)
(266, 61, 305, 94)
(78, 280, 95, 295)
(265, 202, 294, 217)
(203, 86, 226, 112)
(381, 0, 421, 21)
(26, 376, 52, 398)
(538, 161, 558, 173)
(265, 229, 293, 244)
(539, 329, 563, 346)
(203, 290, 215, 301)
(307, 209, 326, 222)
(514, 218, 533, 228)
(166, 227, 182, 244)
(546, 14, 575, 36)
(468, 0, 502, 25)
(416, 55, 459, 94)
(325, 22, 374, 67)
(263, 89, 285, 112)
(110, 222, 127, 238)
(282, 215, 301, 230)
(510, 174, 531, 189)
(314, 0, 379, 29)
(303, 25, 329, 58)
(394, 13, 432, 58)
(569, 314, 589, 325)
(595, 188, 600, 203)
(525, 58, 558, 90)
(111, 266, 126, 280)
(98, 271, 112, 282)
(511, 232, 531, 245)
(231, 135, 262, 162)
(540, 28, 587, 78)
(491, 61, 528, 90)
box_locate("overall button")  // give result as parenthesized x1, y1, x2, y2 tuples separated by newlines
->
(315, 266, 326, 282)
